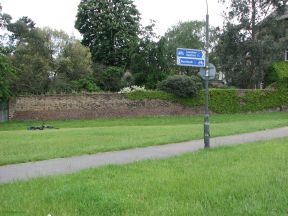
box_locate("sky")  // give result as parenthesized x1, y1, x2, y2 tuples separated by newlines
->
(1, 0, 225, 38)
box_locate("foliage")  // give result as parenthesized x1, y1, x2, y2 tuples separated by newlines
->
(129, 23, 169, 89)
(7, 18, 52, 94)
(60, 41, 93, 80)
(75, 0, 140, 66)
(164, 20, 208, 70)
(241, 90, 283, 112)
(215, 23, 251, 88)
(4, 16, 96, 95)
(125, 88, 288, 113)
(163, 20, 218, 75)
(0, 55, 16, 100)
(98, 66, 124, 91)
(157, 75, 202, 98)
(70, 78, 100, 92)
(264, 61, 288, 87)
(217, 0, 287, 88)
(0, 3, 12, 32)
(121, 71, 134, 87)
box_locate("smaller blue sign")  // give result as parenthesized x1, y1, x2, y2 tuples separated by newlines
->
(177, 58, 205, 67)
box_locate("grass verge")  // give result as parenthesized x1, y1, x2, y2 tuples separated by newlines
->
(0, 137, 288, 215)
(0, 112, 287, 165)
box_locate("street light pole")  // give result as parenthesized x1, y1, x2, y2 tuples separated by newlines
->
(204, 0, 210, 148)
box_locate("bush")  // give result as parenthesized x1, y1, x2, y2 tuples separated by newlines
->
(70, 78, 100, 92)
(264, 61, 288, 87)
(98, 67, 124, 92)
(157, 75, 201, 98)
(121, 71, 134, 87)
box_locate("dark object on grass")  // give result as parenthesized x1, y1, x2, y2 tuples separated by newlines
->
(27, 124, 59, 131)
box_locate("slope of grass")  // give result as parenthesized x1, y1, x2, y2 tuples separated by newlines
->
(0, 113, 287, 165)
(1, 137, 288, 215)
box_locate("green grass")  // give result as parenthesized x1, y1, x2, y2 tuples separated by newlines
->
(1, 137, 288, 215)
(0, 112, 288, 165)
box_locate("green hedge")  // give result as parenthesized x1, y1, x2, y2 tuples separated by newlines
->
(125, 89, 288, 114)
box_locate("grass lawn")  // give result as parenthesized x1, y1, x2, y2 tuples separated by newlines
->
(0, 112, 288, 165)
(0, 137, 288, 215)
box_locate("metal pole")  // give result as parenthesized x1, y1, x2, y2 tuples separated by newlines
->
(204, 0, 210, 148)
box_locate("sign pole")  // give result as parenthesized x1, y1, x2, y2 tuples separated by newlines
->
(204, 2, 210, 148)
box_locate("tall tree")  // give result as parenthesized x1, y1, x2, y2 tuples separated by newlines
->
(218, 0, 287, 88)
(57, 41, 93, 81)
(163, 20, 218, 75)
(216, 23, 252, 88)
(8, 18, 52, 94)
(75, 0, 141, 67)
(129, 21, 169, 88)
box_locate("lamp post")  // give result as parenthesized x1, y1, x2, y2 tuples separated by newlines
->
(204, 0, 210, 148)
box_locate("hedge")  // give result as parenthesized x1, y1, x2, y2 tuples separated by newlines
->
(125, 89, 288, 114)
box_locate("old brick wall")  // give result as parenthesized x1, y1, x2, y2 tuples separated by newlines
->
(9, 93, 203, 120)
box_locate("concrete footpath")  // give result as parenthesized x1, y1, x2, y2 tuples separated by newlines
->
(1, 127, 288, 184)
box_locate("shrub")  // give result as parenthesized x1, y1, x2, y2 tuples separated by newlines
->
(98, 67, 124, 92)
(157, 75, 201, 98)
(264, 61, 288, 87)
(70, 78, 100, 92)
(121, 71, 134, 87)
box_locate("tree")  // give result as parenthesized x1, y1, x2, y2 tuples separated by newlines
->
(0, 3, 12, 29)
(8, 18, 52, 94)
(52, 40, 95, 92)
(98, 66, 124, 91)
(0, 55, 16, 100)
(217, 0, 287, 88)
(0, 4, 13, 55)
(216, 23, 251, 88)
(33, 29, 96, 93)
(129, 21, 169, 88)
(75, 0, 141, 67)
(56, 40, 93, 81)
(163, 20, 218, 75)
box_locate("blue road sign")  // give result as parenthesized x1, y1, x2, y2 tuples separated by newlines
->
(177, 48, 205, 59)
(177, 48, 206, 67)
(177, 58, 205, 67)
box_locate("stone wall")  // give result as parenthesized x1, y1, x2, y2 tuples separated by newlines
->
(9, 93, 203, 120)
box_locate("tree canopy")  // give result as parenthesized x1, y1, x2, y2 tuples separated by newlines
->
(75, 0, 141, 67)
(217, 0, 287, 88)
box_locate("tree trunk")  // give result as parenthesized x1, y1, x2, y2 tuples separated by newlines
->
(250, 0, 257, 88)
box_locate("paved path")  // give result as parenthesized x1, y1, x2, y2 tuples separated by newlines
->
(1, 127, 288, 184)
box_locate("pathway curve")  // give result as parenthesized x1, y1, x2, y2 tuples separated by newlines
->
(1, 127, 288, 184)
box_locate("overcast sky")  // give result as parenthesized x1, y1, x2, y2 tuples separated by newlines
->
(1, 0, 225, 38)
